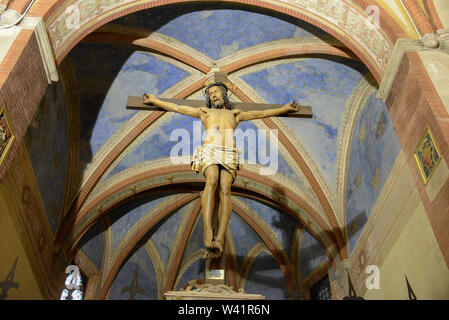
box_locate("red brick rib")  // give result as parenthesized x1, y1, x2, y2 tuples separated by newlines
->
(28, 0, 403, 81)
(222, 43, 357, 74)
(66, 166, 338, 263)
(164, 198, 202, 292)
(97, 193, 199, 299)
(56, 78, 205, 245)
(401, 0, 435, 35)
(232, 201, 293, 292)
(232, 86, 348, 259)
(423, 0, 444, 30)
(82, 31, 210, 74)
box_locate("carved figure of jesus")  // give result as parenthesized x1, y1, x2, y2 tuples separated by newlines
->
(142, 83, 298, 258)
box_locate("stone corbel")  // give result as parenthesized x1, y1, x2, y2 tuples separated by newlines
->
(422, 33, 439, 49)
(0, 8, 20, 25)
(377, 39, 425, 101)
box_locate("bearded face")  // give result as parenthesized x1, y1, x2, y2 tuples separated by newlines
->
(205, 84, 231, 109)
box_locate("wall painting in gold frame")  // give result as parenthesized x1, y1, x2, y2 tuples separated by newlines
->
(414, 126, 442, 185)
(0, 107, 15, 166)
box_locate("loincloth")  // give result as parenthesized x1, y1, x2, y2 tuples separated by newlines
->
(191, 144, 241, 181)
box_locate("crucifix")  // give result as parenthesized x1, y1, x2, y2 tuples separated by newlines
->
(127, 71, 312, 118)
(126, 70, 312, 266)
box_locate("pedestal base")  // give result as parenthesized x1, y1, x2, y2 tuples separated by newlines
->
(164, 283, 265, 300)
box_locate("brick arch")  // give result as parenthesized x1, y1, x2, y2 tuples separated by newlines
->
(81, 31, 211, 73)
(423, 0, 445, 30)
(96, 192, 200, 299)
(401, 0, 434, 35)
(232, 85, 348, 259)
(64, 166, 340, 267)
(82, 28, 356, 74)
(62, 40, 356, 229)
(231, 200, 294, 293)
(93, 182, 332, 299)
(221, 43, 358, 74)
(95, 191, 299, 299)
(164, 198, 202, 293)
(7, 0, 32, 14)
(31, 0, 407, 83)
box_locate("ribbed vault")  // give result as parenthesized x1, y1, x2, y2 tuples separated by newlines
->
(23, 1, 404, 299)
(36, 0, 409, 80)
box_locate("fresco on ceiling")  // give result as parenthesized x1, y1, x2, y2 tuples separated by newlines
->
(149, 202, 192, 268)
(181, 214, 204, 260)
(115, 5, 329, 60)
(80, 193, 323, 299)
(107, 194, 192, 271)
(106, 112, 313, 196)
(107, 198, 194, 299)
(78, 218, 105, 270)
(108, 243, 158, 300)
(228, 211, 263, 271)
(68, 43, 191, 161)
(176, 208, 263, 283)
(176, 202, 296, 299)
(244, 251, 289, 299)
(175, 258, 204, 291)
(65, 4, 372, 298)
(24, 82, 69, 235)
(235, 196, 298, 256)
(106, 112, 195, 179)
(346, 93, 401, 252)
(299, 229, 328, 281)
(107, 194, 174, 250)
(174, 213, 204, 290)
(240, 57, 368, 192)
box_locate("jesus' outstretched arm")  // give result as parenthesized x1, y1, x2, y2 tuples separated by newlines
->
(141, 93, 203, 118)
(236, 100, 300, 122)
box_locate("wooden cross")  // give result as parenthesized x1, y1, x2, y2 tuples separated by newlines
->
(126, 70, 313, 118)
(124, 70, 313, 283)
(127, 97, 313, 118)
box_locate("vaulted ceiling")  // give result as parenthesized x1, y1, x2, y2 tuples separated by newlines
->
(20, 0, 434, 299)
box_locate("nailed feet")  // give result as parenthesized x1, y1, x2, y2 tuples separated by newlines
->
(203, 239, 224, 259)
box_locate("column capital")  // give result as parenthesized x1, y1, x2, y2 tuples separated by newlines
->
(378, 39, 425, 101)
(0, 8, 20, 26)
(379, 30, 449, 101)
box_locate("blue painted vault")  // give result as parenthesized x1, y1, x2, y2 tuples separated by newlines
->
(25, 3, 403, 300)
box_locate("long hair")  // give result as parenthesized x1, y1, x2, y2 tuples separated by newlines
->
(204, 83, 232, 109)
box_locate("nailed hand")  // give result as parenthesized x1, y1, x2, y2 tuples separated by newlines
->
(141, 93, 156, 104)
(284, 100, 300, 113)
